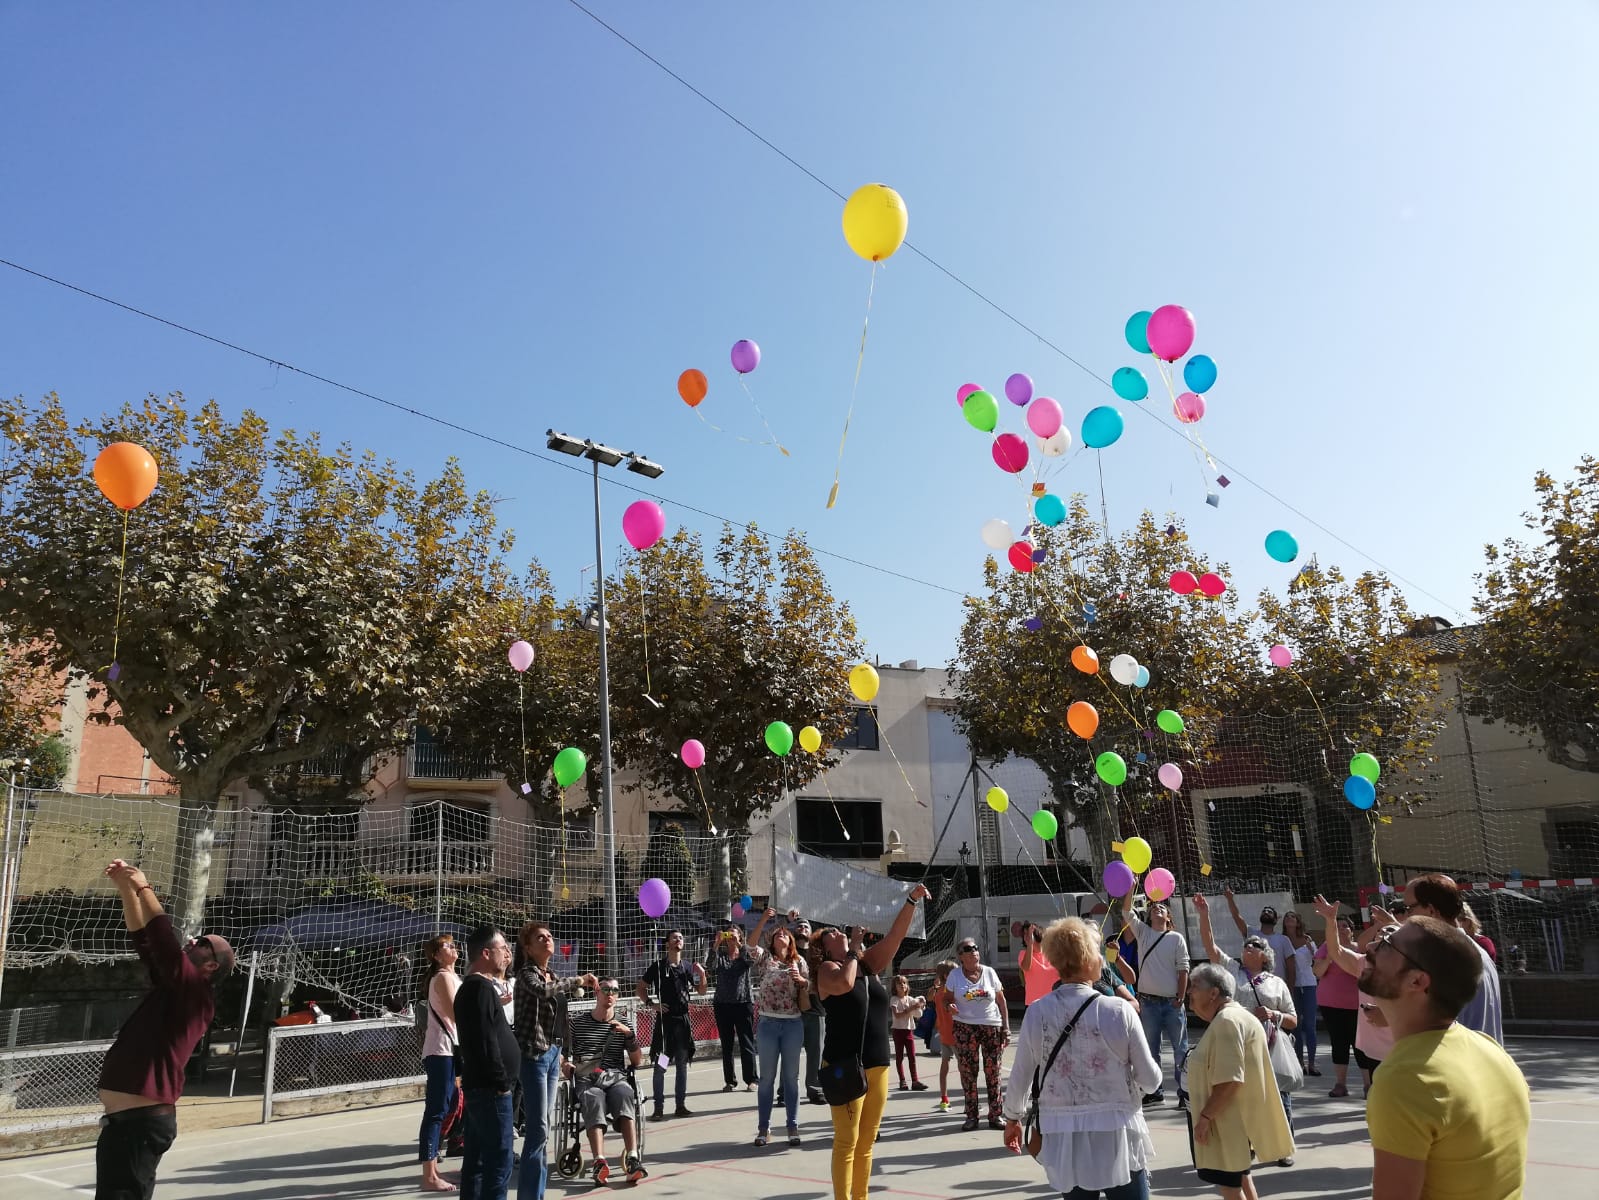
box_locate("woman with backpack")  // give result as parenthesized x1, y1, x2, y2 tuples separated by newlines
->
(420, 932, 462, 1193)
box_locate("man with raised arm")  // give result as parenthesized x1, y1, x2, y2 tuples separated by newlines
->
(1219, 886, 1297, 988)
(96, 858, 234, 1200)
(1114, 891, 1190, 1111)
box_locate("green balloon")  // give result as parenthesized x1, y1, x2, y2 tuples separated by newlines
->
(764, 720, 794, 756)
(1095, 751, 1128, 787)
(1350, 752, 1381, 784)
(552, 746, 587, 788)
(962, 390, 999, 433)
(1031, 809, 1059, 840)
(1155, 709, 1185, 735)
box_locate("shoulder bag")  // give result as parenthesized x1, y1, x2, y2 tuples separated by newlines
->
(1023, 994, 1097, 1157)
(1250, 979, 1303, 1093)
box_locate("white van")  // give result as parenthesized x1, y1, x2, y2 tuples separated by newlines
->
(900, 892, 1102, 998)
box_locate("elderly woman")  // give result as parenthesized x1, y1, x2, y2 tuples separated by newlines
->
(1001, 918, 1160, 1200)
(1194, 895, 1297, 1165)
(1184, 964, 1294, 1200)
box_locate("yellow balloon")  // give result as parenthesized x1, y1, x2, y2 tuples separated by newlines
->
(842, 183, 908, 263)
(798, 725, 822, 754)
(848, 662, 880, 703)
(985, 786, 1009, 813)
(1122, 836, 1152, 875)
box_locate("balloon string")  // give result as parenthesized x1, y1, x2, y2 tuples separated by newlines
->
(1154, 357, 1212, 494)
(871, 707, 927, 807)
(518, 675, 529, 787)
(736, 375, 789, 457)
(1096, 452, 1112, 544)
(815, 770, 849, 843)
(559, 784, 569, 898)
(827, 261, 878, 509)
(638, 564, 652, 696)
(994, 797, 1067, 909)
(693, 404, 775, 448)
(107, 508, 131, 671)
(691, 768, 718, 835)
(1288, 666, 1339, 757)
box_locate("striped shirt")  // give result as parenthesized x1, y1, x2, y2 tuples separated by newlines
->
(565, 1011, 638, 1070)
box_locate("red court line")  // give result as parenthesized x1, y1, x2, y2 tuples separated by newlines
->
(1529, 1159, 1599, 1172)
(643, 1155, 961, 1200)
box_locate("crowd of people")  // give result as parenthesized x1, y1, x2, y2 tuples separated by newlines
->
(77, 853, 1534, 1200)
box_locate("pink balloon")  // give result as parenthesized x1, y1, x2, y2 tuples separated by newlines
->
(1146, 305, 1196, 362)
(1157, 762, 1183, 791)
(680, 738, 705, 769)
(956, 382, 981, 407)
(1144, 867, 1176, 902)
(1173, 391, 1206, 424)
(1269, 644, 1295, 668)
(508, 639, 535, 673)
(1197, 572, 1227, 597)
(992, 433, 1030, 474)
(621, 499, 666, 550)
(1025, 396, 1063, 439)
(1169, 570, 1198, 596)
(731, 901, 745, 920)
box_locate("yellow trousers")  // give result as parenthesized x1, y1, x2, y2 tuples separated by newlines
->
(828, 1064, 890, 1200)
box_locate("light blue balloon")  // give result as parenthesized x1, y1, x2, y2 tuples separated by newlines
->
(1081, 405, 1125, 449)
(1134, 665, 1150, 688)
(1343, 774, 1377, 810)
(1125, 311, 1152, 355)
(1264, 529, 1300, 563)
(1033, 493, 1067, 527)
(1111, 367, 1148, 402)
(1183, 354, 1218, 394)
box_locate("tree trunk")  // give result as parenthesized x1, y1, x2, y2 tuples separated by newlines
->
(708, 830, 732, 919)
(728, 828, 748, 905)
(169, 796, 219, 939)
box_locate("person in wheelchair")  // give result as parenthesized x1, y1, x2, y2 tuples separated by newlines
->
(564, 978, 646, 1186)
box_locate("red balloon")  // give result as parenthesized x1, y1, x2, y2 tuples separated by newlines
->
(1008, 541, 1036, 573)
(1169, 570, 1198, 595)
(992, 432, 1029, 474)
(1198, 572, 1227, 597)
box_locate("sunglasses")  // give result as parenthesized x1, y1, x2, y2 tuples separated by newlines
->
(1370, 924, 1428, 974)
(601, 985, 622, 994)
(186, 935, 217, 962)
(957, 943, 978, 953)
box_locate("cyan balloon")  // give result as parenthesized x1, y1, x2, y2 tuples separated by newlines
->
(1033, 492, 1067, 527)
(1134, 666, 1150, 689)
(1125, 311, 1152, 355)
(1183, 354, 1218, 394)
(1111, 367, 1148, 401)
(1081, 405, 1125, 449)
(1344, 774, 1377, 810)
(1264, 529, 1300, 563)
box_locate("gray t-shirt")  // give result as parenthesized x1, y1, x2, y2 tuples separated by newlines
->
(1456, 941, 1503, 1044)
(1130, 918, 1190, 997)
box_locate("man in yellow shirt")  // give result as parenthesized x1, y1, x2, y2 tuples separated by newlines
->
(1362, 916, 1529, 1200)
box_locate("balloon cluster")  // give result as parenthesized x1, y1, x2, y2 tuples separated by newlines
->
(1344, 752, 1380, 810)
(1101, 836, 1176, 906)
(1119, 305, 1215, 427)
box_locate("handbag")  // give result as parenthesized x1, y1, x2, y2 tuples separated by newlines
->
(820, 1054, 869, 1106)
(1023, 994, 1097, 1157)
(1250, 980, 1303, 1094)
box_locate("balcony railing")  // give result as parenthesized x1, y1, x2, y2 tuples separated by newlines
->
(280, 839, 498, 879)
(405, 742, 500, 784)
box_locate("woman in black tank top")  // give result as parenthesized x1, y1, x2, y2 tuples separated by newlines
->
(814, 883, 930, 1200)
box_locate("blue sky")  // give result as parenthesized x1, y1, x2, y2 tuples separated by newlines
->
(4, 3, 1596, 665)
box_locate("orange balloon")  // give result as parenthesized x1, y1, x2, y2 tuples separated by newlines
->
(678, 368, 708, 408)
(1067, 701, 1100, 740)
(1071, 645, 1100, 675)
(93, 442, 159, 510)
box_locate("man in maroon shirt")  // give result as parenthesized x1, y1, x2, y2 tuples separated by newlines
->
(96, 858, 233, 1200)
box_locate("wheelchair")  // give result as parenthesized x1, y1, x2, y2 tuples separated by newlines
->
(552, 1064, 646, 1180)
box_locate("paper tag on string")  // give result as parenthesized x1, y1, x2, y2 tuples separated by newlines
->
(1111, 841, 1124, 852)
(1200, 864, 1212, 876)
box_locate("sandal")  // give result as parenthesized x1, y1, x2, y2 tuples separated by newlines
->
(1328, 1084, 1349, 1097)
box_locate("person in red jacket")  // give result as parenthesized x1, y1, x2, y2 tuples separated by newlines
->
(96, 858, 233, 1200)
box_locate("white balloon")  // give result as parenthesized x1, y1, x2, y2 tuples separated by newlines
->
(1039, 429, 1072, 458)
(980, 518, 1014, 550)
(1108, 653, 1141, 686)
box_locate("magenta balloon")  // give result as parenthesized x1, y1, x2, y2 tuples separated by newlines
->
(1157, 762, 1184, 791)
(621, 499, 667, 550)
(730, 339, 761, 374)
(507, 639, 535, 673)
(992, 433, 1030, 474)
(1004, 372, 1034, 406)
(1173, 391, 1207, 424)
(1025, 396, 1063, 439)
(1269, 644, 1294, 668)
(1146, 305, 1196, 362)
(956, 382, 981, 407)
(1144, 867, 1176, 902)
(639, 877, 671, 919)
(680, 738, 706, 770)
(1103, 861, 1136, 898)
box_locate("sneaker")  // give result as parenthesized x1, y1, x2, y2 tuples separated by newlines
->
(625, 1156, 647, 1184)
(673, 1105, 694, 1118)
(787, 1125, 801, 1147)
(647, 1110, 667, 1123)
(807, 1088, 826, 1106)
(960, 1117, 979, 1132)
(911, 1081, 929, 1091)
(745, 1082, 757, 1092)
(591, 1159, 610, 1186)
(1141, 1091, 1165, 1107)
(722, 1083, 737, 1092)
(1328, 1084, 1349, 1098)
(937, 1098, 950, 1112)
(754, 1130, 769, 1147)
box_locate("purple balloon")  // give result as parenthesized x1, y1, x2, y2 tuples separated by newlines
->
(639, 877, 672, 919)
(1103, 861, 1136, 898)
(1005, 372, 1033, 406)
(731, 339, 761, 374)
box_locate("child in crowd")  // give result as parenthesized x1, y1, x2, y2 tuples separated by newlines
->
(928, 960, 959, 1111)
(889, 975, 928, 1091)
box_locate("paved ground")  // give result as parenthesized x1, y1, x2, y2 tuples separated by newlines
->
(3, 1038, 1594, 1198)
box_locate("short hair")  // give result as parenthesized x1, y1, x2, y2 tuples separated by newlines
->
(467, 925, 503, 962)
(1404, 916, 1483, 1019)
(1189, 962, 1235, 999)
(1408, 874, 1463, 921)
(1041, 917, 1099, 982)
(666, 929, 683, 941)
(1242, 935, 1276, 972)
(935, 959, 957, 983)
(518, 919, 551, 951)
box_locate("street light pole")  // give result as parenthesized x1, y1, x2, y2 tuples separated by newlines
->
(591, 458, 620, 983)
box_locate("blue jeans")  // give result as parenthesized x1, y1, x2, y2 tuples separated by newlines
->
(419, 1053, 457, 1162)
(1138, 997, 1187, 1096)
(1292, 985, 1319, 1065)
(1066, 1169, 1149, 1200)
(756, 1015, 803, 1132)
(461, 1088, 515, 1200)
(516, 1045, 561, 1200)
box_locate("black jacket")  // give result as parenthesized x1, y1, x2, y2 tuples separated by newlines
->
(456, 973, 521, 1091)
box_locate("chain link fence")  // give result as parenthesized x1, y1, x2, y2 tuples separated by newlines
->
(0, 1039, 113, 1135)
